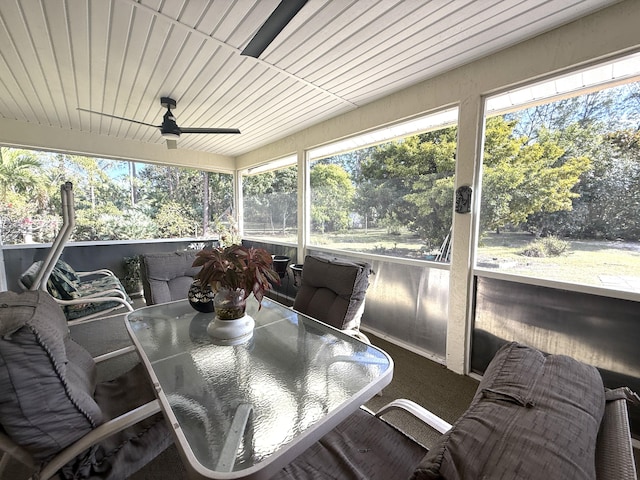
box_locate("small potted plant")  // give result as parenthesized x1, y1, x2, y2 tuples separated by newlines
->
(191, 244, 281, 319)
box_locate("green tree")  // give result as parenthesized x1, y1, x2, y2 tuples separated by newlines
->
(155, 201, 193, 238)
(0, 148, 44, 202)
(138, 164, 200, 228)
(603, 129, 640, 238)
(74, 203, 121, 240)
(243, 171, 274, 234)
(103, 209, 158, 240)
(548, 128, 640, 240)
(310, 163, 354, 233)
(506, 85, 640, 240)
(481, 117, 591, 234)
(0, 147, 236, 243)
(317, 146, 377, 179)
(359, 128, 457, 244)
(0, 148, 56, 243)
(511, 90, 622, 141)
(67, 156, 123, 209)
(138, 165, 232, 238)
(202, 172, 234, 236)
(44, 155, 130, 240)
(1, 193, 36, 244)
(139, 165, 184, 231)
(243, 167, 297, 235)
(358, 118, 589, 244)
(401, 131, 456, 243)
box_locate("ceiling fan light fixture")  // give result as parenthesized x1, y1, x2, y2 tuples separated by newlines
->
(161, 131, 180, 140)
(161, 107, 182, 140)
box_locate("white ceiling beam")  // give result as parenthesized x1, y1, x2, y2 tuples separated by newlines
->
(0, 117, 235, 172)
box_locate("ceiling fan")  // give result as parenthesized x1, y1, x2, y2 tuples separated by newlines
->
(77, 97, 240, 149)
(241, 0, 308, 58)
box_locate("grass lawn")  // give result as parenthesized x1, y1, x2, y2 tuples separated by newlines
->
(310, 230, 428, 259)
(477, 232, 640, 289)
(248, 228, 640, 292)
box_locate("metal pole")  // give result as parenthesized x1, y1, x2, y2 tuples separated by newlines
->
(31, 182, 75, 290)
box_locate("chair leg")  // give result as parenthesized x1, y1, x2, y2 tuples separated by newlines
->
(0, 453, 9, 477)
(0, 433, 37, 478)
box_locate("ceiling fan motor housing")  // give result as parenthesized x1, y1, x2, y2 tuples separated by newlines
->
(160, 97, 177, 109)
(160, 97, 181, 138)
(161, 113, 181, 137)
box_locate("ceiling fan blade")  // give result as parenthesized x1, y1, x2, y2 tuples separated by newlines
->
(180, 127, 241, 134)
(166, 139, 178, 149)
(77, 108, 160, 128)
(241, 0, 308, 58)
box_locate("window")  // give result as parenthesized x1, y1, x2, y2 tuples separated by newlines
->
(241, 156, 298, 243)
(308, 109, 458, 261)
(0, 147, 233, 243)
(477, 52, 640, 293)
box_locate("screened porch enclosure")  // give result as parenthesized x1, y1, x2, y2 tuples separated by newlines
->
(1, 0, 639, 444)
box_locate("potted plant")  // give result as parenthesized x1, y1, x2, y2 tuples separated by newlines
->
(191, 244, 281, 319)
(122, 255, 142, 296)
(272, 255, 290, 279)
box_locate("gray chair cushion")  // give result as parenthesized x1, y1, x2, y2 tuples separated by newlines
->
(140, 251, 200, 305)
(55, 258, 82, 283)
(412, 342, 606, 480)
(0, 290, 102, 462)
(292, 255, 371, 331)
(49, 260, 81, 300)
(0, 290, 172, 479)
(274, 407, 426, 479)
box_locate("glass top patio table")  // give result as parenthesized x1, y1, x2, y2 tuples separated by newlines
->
(125, 297, 393, 480)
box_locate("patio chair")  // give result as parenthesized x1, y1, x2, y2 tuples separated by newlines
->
(16, 182, 133, 325)
(293, 254, 372, 342)
(274, 342, 638, 480)
(19, 259, 133, 325)
(0, 290, 172, 480)
(139, 250, 200, 305)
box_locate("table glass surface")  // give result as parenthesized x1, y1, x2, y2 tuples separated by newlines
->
(125, 298, 392, 478)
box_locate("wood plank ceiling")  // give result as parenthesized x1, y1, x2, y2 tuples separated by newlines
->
(0, 0, 621, 158)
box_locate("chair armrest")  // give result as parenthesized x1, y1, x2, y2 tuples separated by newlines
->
(38, 399, 162, 480)
(375, 399, 452, 434)
(74, 287, 129, 300)
(76, 269, 117, 278)
(93, 345, 137, 363)
(55, 294, 133, 309)
(596, 388, 639, 480)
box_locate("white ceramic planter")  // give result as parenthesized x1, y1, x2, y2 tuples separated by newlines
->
(207, 314, 255, 345)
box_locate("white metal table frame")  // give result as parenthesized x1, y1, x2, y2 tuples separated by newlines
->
(125, 297, 393, 480)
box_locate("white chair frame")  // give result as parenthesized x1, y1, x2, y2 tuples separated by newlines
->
(0, 314, 158, 480)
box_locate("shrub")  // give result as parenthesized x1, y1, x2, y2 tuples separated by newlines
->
(521, 236, 569, 257)
(522, 242, 546, 257)
(542, 236, 570, 256)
